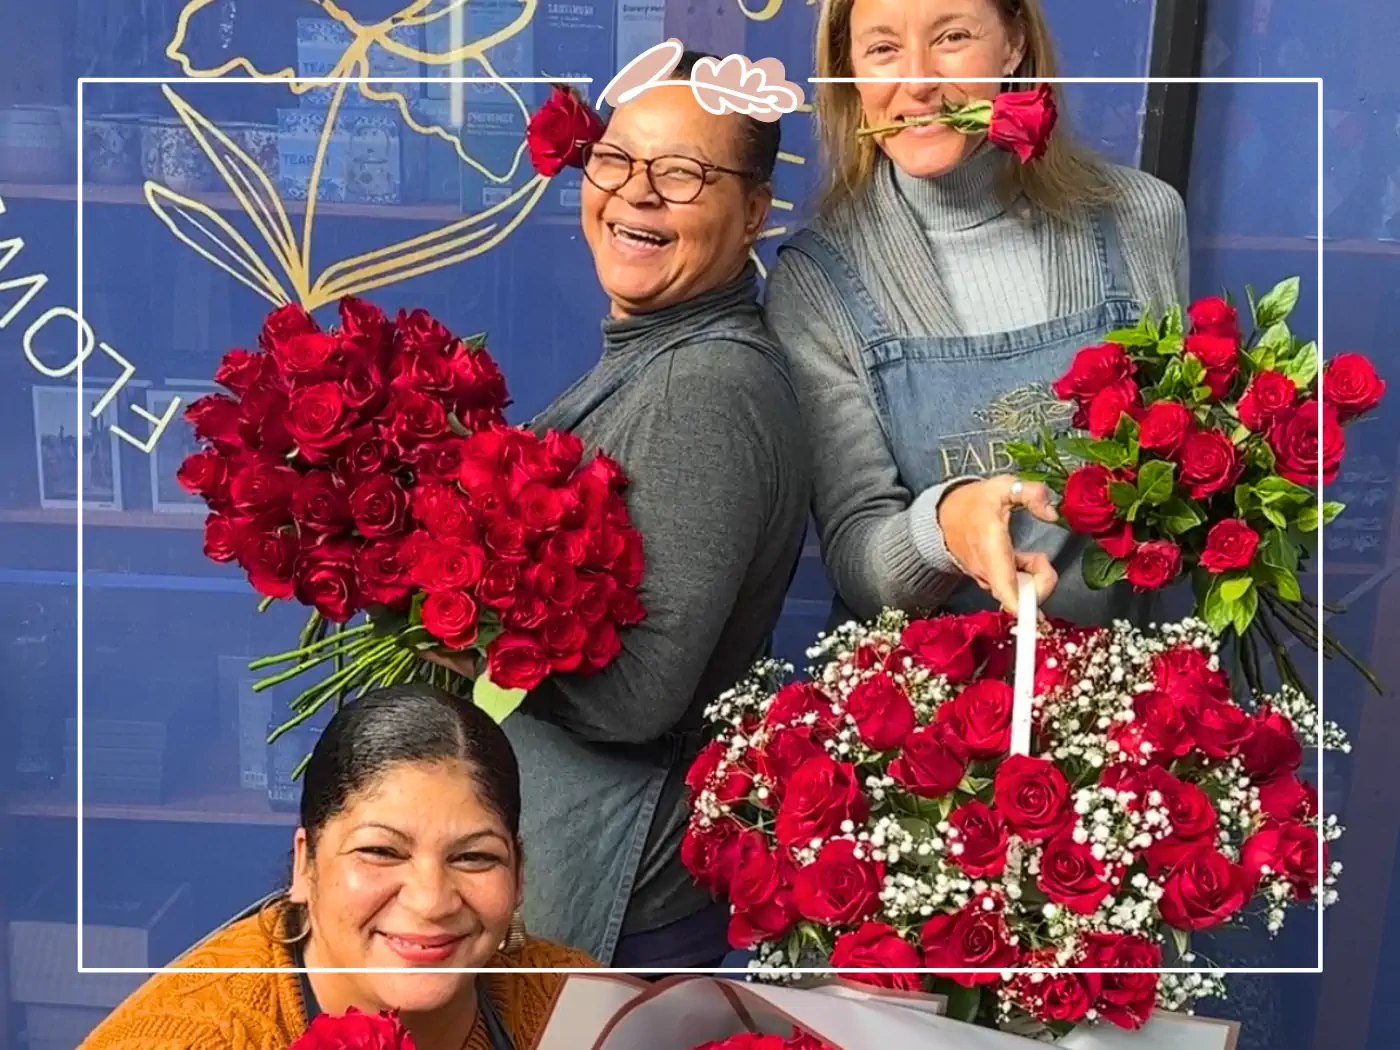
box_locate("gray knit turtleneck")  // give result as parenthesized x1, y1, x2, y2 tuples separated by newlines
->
(764, 149, 1188, 619)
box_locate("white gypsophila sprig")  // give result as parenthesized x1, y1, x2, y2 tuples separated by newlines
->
(1157, 969, 1229, 1012)
(1257, 683, 1351, 753)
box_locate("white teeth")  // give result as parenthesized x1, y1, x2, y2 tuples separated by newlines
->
(612, 223, 669, 246)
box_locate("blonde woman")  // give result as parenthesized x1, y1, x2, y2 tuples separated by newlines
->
(767, 0, 1188, 624)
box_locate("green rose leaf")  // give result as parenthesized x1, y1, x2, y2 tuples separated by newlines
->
(1137, 459, 1177, 505)
(1284, 341, 1320, 389)
(1007, 440, 1044, 469)
(1230, 423, 1252, 446)
(1232, 586, 1260, 635)
(473, 672, 527, 724)
(1262, 504, 1289, 530)
(1181, 355, 1207, 387)
(1083, 545, 1128, 589)
(1220, 572, 1254, 603)
(1105, 326, 1156, 348)
(1161, 496, 1205, 535)
(1256, 321, 1292, 355)
(1170, 927, 1191, 963)
(1255, 277, 1301, 329)
(1110, 481, 1139, 511)
(1201, 577, 1235, 634)
(1259, 527, 1299, 572)
(1256, 476, 1314, 506)
(1247, 441, 1277, 472)
(946, 985, 984, 1024)
(1258, 562, 1303, 602)
(1157, 333, 1185, 356)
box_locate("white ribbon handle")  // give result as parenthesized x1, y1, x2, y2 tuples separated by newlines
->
(1009, 571, 1037, 757)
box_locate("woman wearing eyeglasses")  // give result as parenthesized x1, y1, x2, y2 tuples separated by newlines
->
(429, 51, 809, 971)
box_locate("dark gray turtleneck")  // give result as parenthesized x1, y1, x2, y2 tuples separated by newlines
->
(517, 264, 809, 940)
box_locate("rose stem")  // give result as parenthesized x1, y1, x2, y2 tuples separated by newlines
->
(285, 637, 403, 713)
(248, 621, 375, 669)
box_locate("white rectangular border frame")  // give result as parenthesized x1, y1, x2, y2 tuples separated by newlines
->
(76, 75, 1324, 976)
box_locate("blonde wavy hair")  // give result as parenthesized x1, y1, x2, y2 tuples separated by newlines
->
(814, 0, 1113, 218)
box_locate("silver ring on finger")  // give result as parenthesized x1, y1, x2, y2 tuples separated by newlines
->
(1009, 479, 1024, 501)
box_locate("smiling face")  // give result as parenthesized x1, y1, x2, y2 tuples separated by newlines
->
(581, 84, 771, 317)
(291, 759, 519, 1016)
(848, 0, 1025, 179)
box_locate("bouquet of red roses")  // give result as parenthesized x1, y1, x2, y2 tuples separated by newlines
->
(290, 1008, 414, 1050)
(179, 298, 645, 746)
(694, 1031, 831, 1050)
(1011, 277, 1385, 699)
(681, 604, 1345, 1039)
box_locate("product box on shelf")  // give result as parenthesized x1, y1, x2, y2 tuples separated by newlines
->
(277, 107, 350, 202)
(459, 103, 529, 214)
(31, 383, 124, 511)
(425, 0, 536, 108)
(339, 108, 428, 205)
(615, 0, 666, 68)
(296, 17, 423, 109)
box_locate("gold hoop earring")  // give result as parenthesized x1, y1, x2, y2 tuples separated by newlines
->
(258, 893, 311, 946)
(499, 911, 526, 954)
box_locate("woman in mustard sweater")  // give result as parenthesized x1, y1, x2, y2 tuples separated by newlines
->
(80, 684, 595, 1050)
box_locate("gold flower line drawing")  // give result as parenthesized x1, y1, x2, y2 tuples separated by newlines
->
(152, 0, 552, 310)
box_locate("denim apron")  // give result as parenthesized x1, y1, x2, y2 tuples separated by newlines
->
(516, 313, 791, 964)
(782, 209, 1145, 627)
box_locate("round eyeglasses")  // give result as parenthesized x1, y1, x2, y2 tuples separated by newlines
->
(580, 141, 757, 204)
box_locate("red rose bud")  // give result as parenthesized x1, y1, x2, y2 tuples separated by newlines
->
(486, 632, 552, 690)
(239, 528, 299, 600)
(988, 83, 1057, 163)
(258, 303, 318, 355)
(843, 672, 916, 750)
(791, 838, 885, 926)
(203, 512, 253, 563)
(1242, 821, 1321, 900)
(186, 393, 244, 452)
(829, 923, 924, 991)
(1241, 705, 1303, 782)
(237, 381, 295, 456)
(1237, 370, 1297, 432)
(421, 590, 480, 650)
(1184, 332, 1240, 400)
(1138, 399, 1194, 456)
(1257, 774, 1317, 823)
(337, 296, 392, 352)
(340, 359, 388, 415)
(1187, 296, 1239, 339)
(1051, 342, 1136, 404)
(394, 307, 454, 356)
(937, 679, 1013, 759)
(889, 724, 968, 799)
(1268, 398, 1343, 486)
(1060, 464, 1120, 535)
(1323, 352, 1385, 422)
(1086, 380, 1142, 439)
(1125, 539, 1182, 590)
(291, 1007, 416, 1050)
(527, 85, 605, 177)
(1199, 518, 1259, 573)
(945, 800, 1009, 877)
(177, 449, 230, 503)
(580, 621, 623, 672)
(215, 348, 274, 396)
(727, 837, 799, 948)
(1098, 521, 1137, 560)
(1178, 429, 1242, 499)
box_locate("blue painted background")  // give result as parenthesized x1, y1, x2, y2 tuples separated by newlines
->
(0, 2, 1395, 1049)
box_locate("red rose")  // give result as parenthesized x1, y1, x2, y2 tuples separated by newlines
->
(258, 303, 318, 355)
(1130, 690, 1194, 761)
(1149, 767, 1218, 842)
(387, 389, 450, 449)
(285, 382, 350, 462)
(542, 430, 585, 479)
(349, 475, 409, 537)
(294, 541, 360, 623)
(829, 923, 923, 991)
(1158, 848, 1250, 930)
(1185, 697, 1253, 760)
(543, 529, 589, 568)
(1241, 706, 1303, 781)
(988, 83, 1058, 163)
(792, 838, 885, 926)
(1241, 821, 1320, 900)
(451, 343, 510, 414)
(215, 348, 274, 397)
(1237, 370, 1296, 432)
(486, 633, 551, 690)
(274, 331, 340, 378)
(1082, 933, 1161, 1031)
(292, 1006, 416, 1050)
(1184, 332, 1240, 399)
(1324, 352, 1385, 422)
(1199, 519, 1259, 573)
(526, 563, 581, 608)
(727, 833, 798, 948)
(237, 381, 294, 457)
(1086, 380, 1142, 439)
(203, 512, 253, 563)
(766, 683, 839, 730)
(391, 347, 456, 402)
(1037, 834, 1114, 915)
(526, 85, 605, 177)
(1188, 296, 1239, 339)
(685, 740, 726, 797)
(612, 528, 645, 589)
(889, 724, 967, 799)
(409, 539, 485, 592)
(485, 517, 530, 563)
(937, 679, 1012, 759)
(186, 393, 244, 453)
(1268, 399, 1343, 486)
(355, 538, 413, 607)
(239, 528, 298, 599)
(1125, 539, 1182, 590)
(340, 428, 395, 480)
(947, 800, 1008, 877)
(1178, 429, 1242, 499)
(1031, 971, 1100, 1024)
(920, 894, 1020, 986)
(843, 673, 916, 750)
(900, 617, 978, 683)
(177, 449, 231, 504)
(395, 307, 454, 356)
(412, 484, 478, 543)
(408, 439, 467, 484)
(1052, 342, 1135, 405)
(539, 611, 588, 672)
(1154, 645, 1230, 707)
(1257, 774, 1317, 823)
(338, 296, 392, 353)
(1138, 400, 1194, 456)
(290, 472, 351, 536)
(1061, 464, 1119, 535)
(230, 459, 298, 522)
(993, 755, 1071, 841)
(515, 480, 572, 532)
(421, 590, 480, 650)
(964, 610, 1014, 677)
(477, 562, 520, 610)
(773, 755, 869, 849)
(755, 727, 826, 802)
(579, 622, 623, 672)
(1098, 522, 1138, 560)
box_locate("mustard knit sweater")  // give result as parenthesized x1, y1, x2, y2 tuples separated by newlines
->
(78, 908, 597, 1050)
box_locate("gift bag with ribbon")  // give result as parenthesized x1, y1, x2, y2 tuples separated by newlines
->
(677, 571, 1341, 1043)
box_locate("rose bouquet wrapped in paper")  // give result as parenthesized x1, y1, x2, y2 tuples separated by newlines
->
(1012, 278, 1385, 699)
(179, 298, 646, 750)
(681, 588, 1345, 1040)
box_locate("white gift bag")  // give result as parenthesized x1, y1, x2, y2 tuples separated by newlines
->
(532, 974, 1239, 1050)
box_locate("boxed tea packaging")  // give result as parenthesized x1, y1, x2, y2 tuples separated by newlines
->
(425, 0, 536, 108)
(296, 17, 424, 108)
